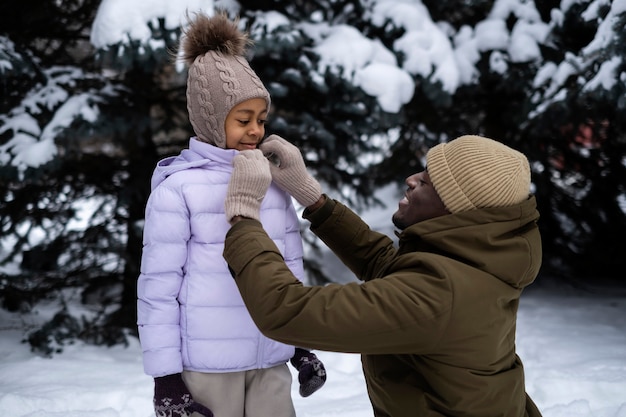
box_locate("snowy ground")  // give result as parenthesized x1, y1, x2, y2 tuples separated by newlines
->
(1, 277, 625, 417)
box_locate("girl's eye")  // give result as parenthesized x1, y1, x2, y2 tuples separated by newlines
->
(237, 119, 250, 125)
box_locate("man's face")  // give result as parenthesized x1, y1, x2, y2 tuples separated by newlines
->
(392, 170, 449, 230)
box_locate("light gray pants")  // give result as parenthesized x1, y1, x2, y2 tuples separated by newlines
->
(182, 364, 296, 417)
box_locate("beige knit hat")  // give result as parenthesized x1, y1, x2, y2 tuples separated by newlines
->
(426, 135, 531, 213)
(181, 11, 271, 148)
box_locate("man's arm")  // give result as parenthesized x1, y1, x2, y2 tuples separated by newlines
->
(223, 149, 446, 354)
(223, 219, 445, 354)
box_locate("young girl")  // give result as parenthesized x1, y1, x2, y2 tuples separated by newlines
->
(137, 11, 325, 417)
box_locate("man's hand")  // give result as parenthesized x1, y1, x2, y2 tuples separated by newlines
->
(224, 149, 272, 224)
(259, 135, 322, 208)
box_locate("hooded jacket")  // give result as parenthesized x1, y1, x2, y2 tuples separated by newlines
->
(138, 137, 304, 377)
(224, 195, 543, 417)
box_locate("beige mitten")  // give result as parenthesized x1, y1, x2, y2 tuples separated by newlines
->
(225, 149, 272, 223)
(259, 135, 322, 207)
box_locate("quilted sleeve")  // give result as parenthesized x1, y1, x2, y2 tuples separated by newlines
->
(137, 184, 190, 377)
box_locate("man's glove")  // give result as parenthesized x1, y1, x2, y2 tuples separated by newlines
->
(259, 135, 322, 207)
(290, 348, 327, 397)
(153, 373, 213, 417)
(225, 149, 272, 223)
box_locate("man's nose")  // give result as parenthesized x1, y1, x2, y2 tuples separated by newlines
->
(405, 173, 419, 187)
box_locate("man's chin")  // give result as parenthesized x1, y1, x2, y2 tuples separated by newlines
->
(391, 213, 406, 230)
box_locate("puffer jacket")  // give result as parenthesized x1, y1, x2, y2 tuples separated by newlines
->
(138, 137, 304, 377)
(224, 195, 543, 417)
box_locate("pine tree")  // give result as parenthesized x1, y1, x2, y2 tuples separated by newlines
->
(0, 0, 172, 352)
(522, 2, 626, 280)
(2, 0, 625, 352)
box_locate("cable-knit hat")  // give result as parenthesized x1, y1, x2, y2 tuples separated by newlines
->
(181, 11, 270, 148)
(426, 135, 531, 213)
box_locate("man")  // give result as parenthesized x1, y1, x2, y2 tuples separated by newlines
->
(222, 134, 543, 417)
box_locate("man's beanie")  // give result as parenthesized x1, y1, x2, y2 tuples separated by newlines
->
(426, 135, 531, 213)
(181, 11, 271, 148)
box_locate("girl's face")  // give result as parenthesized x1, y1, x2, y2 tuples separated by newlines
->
(224, 98, 268, 151)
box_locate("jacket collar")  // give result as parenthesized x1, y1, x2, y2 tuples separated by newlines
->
(396, 196, 542, 289)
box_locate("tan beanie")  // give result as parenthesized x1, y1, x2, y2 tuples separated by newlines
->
(426, 135, 531, 213)
(181, 11, 270, 148)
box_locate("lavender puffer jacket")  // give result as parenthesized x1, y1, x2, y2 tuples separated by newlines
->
(137, 138, 305, 377)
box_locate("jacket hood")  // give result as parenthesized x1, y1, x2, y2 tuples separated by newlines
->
(399, 196, 542, 289)
(150, 137, 237, 190)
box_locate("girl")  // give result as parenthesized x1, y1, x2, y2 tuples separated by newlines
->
(137, 11, 325, 417)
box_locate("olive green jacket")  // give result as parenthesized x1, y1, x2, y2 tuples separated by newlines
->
(224, 195, 543, 417)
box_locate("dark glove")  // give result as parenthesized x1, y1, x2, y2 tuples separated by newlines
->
(290, 348, 327, 397)
(153, 373, 214, 417)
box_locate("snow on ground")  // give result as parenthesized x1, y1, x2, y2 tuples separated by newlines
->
(1, 278, 625, 417)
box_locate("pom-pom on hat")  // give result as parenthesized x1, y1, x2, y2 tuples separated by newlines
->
(426, 135, 531, 213)
(181, 11, 270, 148)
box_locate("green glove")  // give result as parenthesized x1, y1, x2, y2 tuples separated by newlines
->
(225, 149, 272, 223)
(259, 135, 322, 207)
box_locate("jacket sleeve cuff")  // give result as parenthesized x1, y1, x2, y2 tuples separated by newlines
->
(303, 194, 336, 226)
